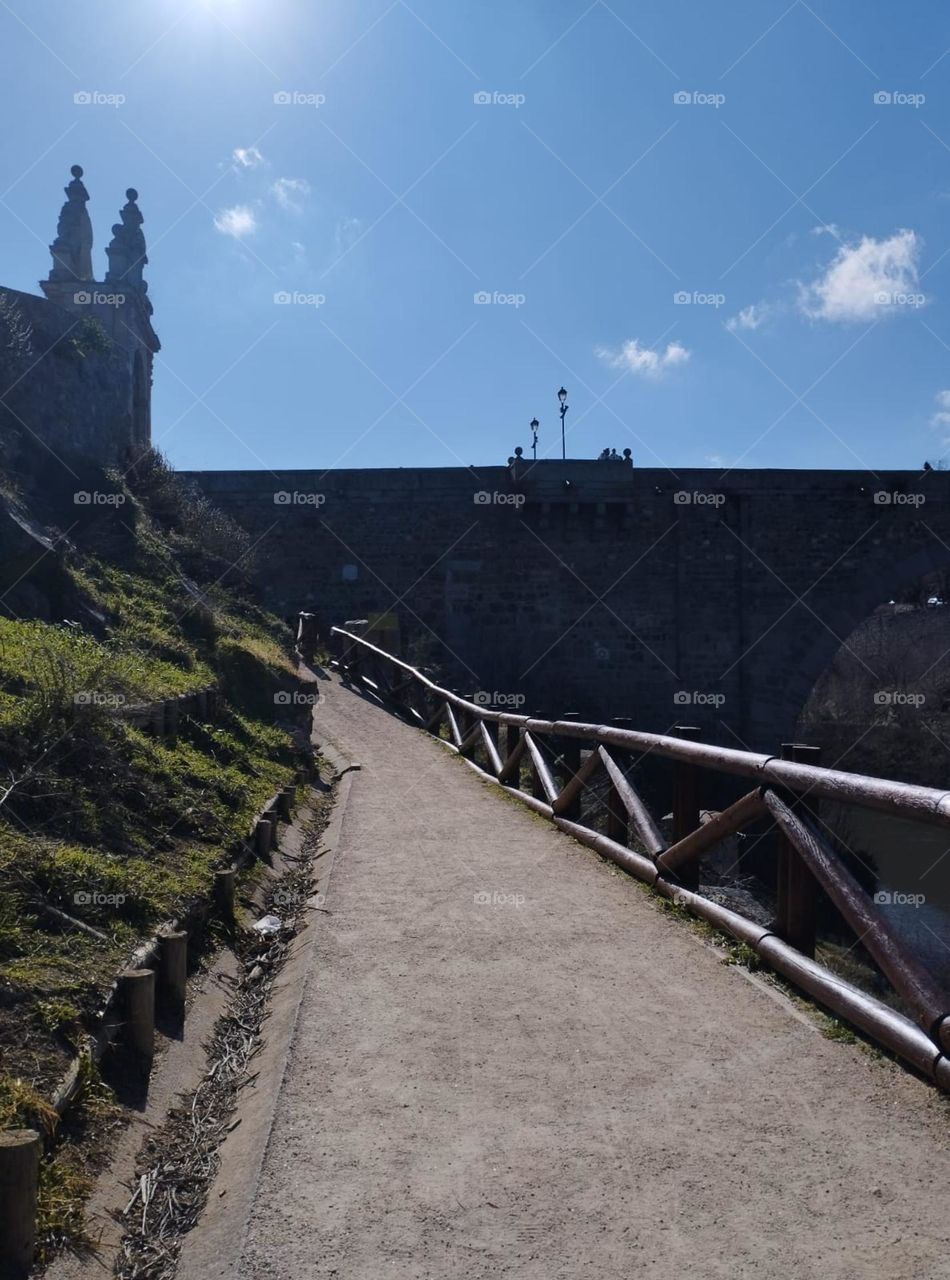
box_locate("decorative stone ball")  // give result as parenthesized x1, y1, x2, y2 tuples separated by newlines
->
(127, 188, 138, 202)
(71, 164, 83, 178)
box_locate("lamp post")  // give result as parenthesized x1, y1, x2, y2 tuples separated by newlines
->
(557, 386, 568, 460)
(530, 417, 539, 460)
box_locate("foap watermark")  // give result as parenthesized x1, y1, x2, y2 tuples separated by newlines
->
(74, 490, 125, 506)
(74, 290, 125, 306)
(674, 690, 726, 708)
(473, 690, 526, 708)
(274, 491, 326, 506)
(875, 290, 925, 309)
(673, 490, 725, 507)
(74, 90, 125, 108)
(674, 290, 726, 308)
(873, 490, 925, 506)
(274, 690, 321, 706)
(873, 691, 925, 708)
(274, 90, 325, 107)
(674, 90, 725, 108)
(474, 90, 525, 108)
(874, 890, 925, 907)
(74, 889, 126, 906)
(274, 291, 326, 307)
(474, 490, 525, 507)
(474, 890, 526, 908)
(73, 691, 127, 708)
(874, 90, 925, 108)
(474, 290, 526, 308)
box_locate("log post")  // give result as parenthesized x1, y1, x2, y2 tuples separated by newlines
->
(157, 930, 187, 1007)
(558, 713, 582, 820)
(118, 968, 155, 1059)
(0, 1129, 41, 1277)
(277, 785, 294, 822)
(215, 868, 236, 918)
(775, 742, 822, 958)
(255, 816, 274, 858)
(672, 725, 702, 891)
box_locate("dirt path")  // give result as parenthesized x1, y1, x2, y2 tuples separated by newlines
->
(225, 677, 950, 1279)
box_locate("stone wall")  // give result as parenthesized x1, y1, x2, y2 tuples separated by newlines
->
(185, 461, 950, 751)
(0, 287, 136, 469)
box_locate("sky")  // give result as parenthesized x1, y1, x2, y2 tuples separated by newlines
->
(1, 0, 950, 473)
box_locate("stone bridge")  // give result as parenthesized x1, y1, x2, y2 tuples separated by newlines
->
(187, 461, 950, 751)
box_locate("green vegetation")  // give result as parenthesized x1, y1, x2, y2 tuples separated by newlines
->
(0, 449, 303, 1100)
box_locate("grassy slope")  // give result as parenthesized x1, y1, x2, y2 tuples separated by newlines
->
(0, 452, 304, 1125)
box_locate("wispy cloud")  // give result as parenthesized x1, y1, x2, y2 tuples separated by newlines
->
(233, 146, 265, 169)
(798, 229, 924, 322)
(334, 216, 365, 256)
(595, 338, 690, 378)
(214, 205, 258, 238)
(726, 302, 772, 332)
(271, 177, 311, 213)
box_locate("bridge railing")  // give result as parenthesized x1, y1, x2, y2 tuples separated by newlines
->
(329, 625, 950, 1089)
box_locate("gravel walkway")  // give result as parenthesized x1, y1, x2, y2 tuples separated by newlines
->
(237, 676, 950, 1280)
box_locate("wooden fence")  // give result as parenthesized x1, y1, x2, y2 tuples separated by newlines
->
(330, 625, 950, 1089)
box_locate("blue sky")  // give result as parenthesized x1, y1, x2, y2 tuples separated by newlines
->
(2, 0, 950, 472)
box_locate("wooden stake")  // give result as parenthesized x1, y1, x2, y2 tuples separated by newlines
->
(0, 1129, 41, 1277)
(215, 868, 236, 918)
(118, 968, 155, 1059)
(158, 930, 187, 1006)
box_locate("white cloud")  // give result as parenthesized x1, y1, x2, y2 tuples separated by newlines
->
(931, 390, 950, 430)
(726, 302, 771, 332)
(233, 146, 264, 169)
(798, 229, 923, 322)
(214, 205, 257, 239)
(810, 223, 840, 238)
(334, 216, 365, 256)
(596, 338, 690, 378)
(271, 177, 311, 212)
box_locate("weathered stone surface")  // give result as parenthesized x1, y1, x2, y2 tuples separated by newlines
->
(185, 462, 950, 749)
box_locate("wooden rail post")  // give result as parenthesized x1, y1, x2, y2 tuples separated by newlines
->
(558, 713, 582, 820)
(530, 715, 546, 800)
(775, 743, 822, 958)
(0, 1128, 41, 1277)
(483, 719, 500, 773)
(454, 694, 471, 740)
(606, 718, 632, 845)
(672, 725, 702, 890)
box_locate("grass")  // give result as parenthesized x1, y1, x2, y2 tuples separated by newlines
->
(0, 451, 304, 1125)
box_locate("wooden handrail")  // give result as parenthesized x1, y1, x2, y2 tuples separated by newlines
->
(329, 625, 950, 1084)
(331, 628, 950, 826)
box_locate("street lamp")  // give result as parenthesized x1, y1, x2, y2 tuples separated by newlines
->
(557, 386, 568, 459)
(530, 417, 540, 460)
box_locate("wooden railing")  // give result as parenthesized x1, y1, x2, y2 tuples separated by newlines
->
(329, 626, 950, 1089)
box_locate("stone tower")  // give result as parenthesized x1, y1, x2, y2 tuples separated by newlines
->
(40, 165, 160, 455)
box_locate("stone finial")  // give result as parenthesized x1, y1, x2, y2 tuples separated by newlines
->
(105, 187, 149, 294)
(48, 164, 94, 282)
